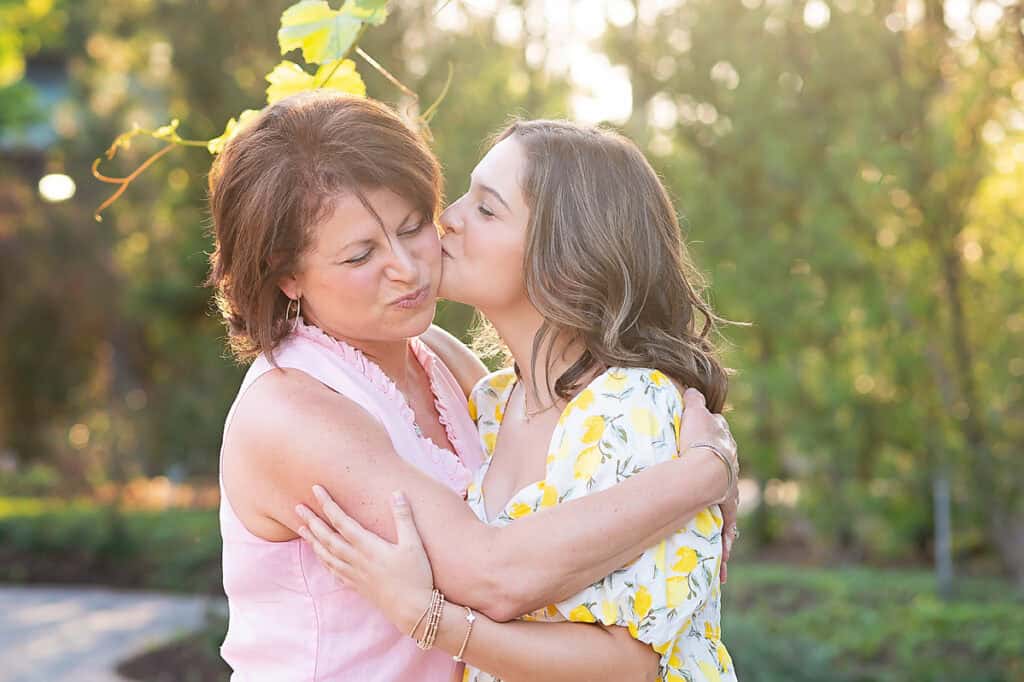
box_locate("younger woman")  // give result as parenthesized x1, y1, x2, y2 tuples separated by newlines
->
(305, 120, 737, 681)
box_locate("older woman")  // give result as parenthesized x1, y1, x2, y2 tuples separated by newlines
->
(208, 91, 738, 681)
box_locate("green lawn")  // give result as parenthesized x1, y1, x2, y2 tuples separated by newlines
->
(724, 563, 1023, 681)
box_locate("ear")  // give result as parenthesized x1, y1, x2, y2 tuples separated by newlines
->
(278, 273, 301, 301)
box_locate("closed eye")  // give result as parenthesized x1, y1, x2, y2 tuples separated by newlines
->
(344, 249, 372, 265)
(399, 221, 427, 237)
(477, 204, 495, 218)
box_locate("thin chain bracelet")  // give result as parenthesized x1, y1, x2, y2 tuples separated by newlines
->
(453, 607, 477, 662)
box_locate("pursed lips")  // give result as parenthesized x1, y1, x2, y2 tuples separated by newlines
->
(391, 284, 429, 307)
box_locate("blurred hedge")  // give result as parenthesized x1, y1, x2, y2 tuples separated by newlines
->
(0, 497, 221, 593)
(726, 564, 1024, 682)
(2, 498, 1021, 681)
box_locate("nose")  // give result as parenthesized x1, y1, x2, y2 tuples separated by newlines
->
(383, 239, 418, 283)
(439, 201, 462, 235)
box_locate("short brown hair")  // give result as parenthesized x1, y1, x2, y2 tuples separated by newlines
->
(495, 120, 730, 413)
(205, 91, 443, 363)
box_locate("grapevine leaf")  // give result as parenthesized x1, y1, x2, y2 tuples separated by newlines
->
(342, 0, 388, 25)
(278, 0, 362, 64)
(313, 58, 366, 94)
(265, 58, 365, 105)
(265, 60, 313, 104)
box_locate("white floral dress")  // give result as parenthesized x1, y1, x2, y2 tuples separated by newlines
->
(463, 367, 736, 682)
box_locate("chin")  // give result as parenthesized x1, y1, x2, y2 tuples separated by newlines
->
(396, 303, 437, 338)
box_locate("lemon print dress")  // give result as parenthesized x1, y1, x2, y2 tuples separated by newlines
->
(463, 367, 736, 682)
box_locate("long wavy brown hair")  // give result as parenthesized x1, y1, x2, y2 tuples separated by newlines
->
(494, 119, 730, 413)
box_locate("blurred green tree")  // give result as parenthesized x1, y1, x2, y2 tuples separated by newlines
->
(604, 0, 1024, 585)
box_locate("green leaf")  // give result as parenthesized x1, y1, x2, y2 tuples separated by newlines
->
(342, 0, 388, 26)
(278, 0, 362, 64)
(265, 58, 365, 105)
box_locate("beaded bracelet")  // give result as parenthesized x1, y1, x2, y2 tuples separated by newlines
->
(453, 607, 477, 662)
(416, 590, 445, 650)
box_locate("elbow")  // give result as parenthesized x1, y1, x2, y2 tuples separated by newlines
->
(437, 537, 531, 621)
(473, 547, 539, 622)
(477, 595, 520, 623)
(473, 561, 534, 622)
(448, 575, 521, 622)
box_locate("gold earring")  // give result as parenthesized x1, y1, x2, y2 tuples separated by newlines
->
(286, 297, 302, 330)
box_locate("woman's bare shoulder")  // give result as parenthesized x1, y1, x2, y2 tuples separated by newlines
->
(235, 367, 373, 433)
(221, 367, 393, 539)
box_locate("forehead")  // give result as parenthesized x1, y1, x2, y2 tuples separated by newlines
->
(474, 136, 526, 189)
(312, 188, 417, 245)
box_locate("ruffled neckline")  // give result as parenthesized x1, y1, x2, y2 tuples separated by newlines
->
(291, 320, 474, 494)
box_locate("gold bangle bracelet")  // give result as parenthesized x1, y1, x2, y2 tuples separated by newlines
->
(687, 442, 736, 500)
(453, 607, 477, 662)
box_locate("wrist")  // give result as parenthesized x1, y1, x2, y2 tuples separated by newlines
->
(677, 448, 729, 506)
(400, 588, 436, 636)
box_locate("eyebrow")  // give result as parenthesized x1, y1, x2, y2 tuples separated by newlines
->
(472, 178, 511, 212)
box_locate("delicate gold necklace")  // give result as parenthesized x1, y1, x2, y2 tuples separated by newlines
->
(519, 382, 556, 423)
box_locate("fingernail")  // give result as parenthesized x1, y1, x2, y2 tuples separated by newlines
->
(295, 504, 309, 518)
(312, 485, 326, 501)
(392, 490, 407, 506)
(297, 526, 310, 540)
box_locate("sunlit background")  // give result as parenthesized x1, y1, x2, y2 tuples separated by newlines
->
(1, 0, 1023, 680)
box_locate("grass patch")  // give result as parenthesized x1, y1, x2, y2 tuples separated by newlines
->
(724, 563, 1024, 681)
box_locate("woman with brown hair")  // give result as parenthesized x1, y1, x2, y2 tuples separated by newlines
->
(209, 90, 738, 681)
(304, 120, 738, 681)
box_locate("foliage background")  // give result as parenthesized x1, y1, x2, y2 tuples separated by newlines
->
(1, 0, 1022, 679)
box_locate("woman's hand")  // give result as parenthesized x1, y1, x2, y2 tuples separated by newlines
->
(295, 486, 434, 633)
(678, 387, 740, 583)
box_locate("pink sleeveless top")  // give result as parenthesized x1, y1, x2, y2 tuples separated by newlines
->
(219, 321, 485, 681)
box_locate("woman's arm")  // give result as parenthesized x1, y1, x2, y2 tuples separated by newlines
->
(299, 492, 659, 682)
(229, 368, 734, 621)
(423, 602, 658, 682)
(419, 324, 488, 398)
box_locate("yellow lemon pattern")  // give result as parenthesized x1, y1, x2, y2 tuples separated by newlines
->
(508, 502, 533, 519)
(464, 367, 734, 682)
(482, 432, 497, 456)
(573, 446, 602, 481)
(567, 603, 596, 623)
(580, 414, 606, 443)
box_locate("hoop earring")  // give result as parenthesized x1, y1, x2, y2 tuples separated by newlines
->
(286, 297, 302, 331)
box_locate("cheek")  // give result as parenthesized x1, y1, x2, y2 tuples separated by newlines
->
(465, 224, 526, 297)
(325, 267, 379, 307)
(412, 232, 442, 277)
